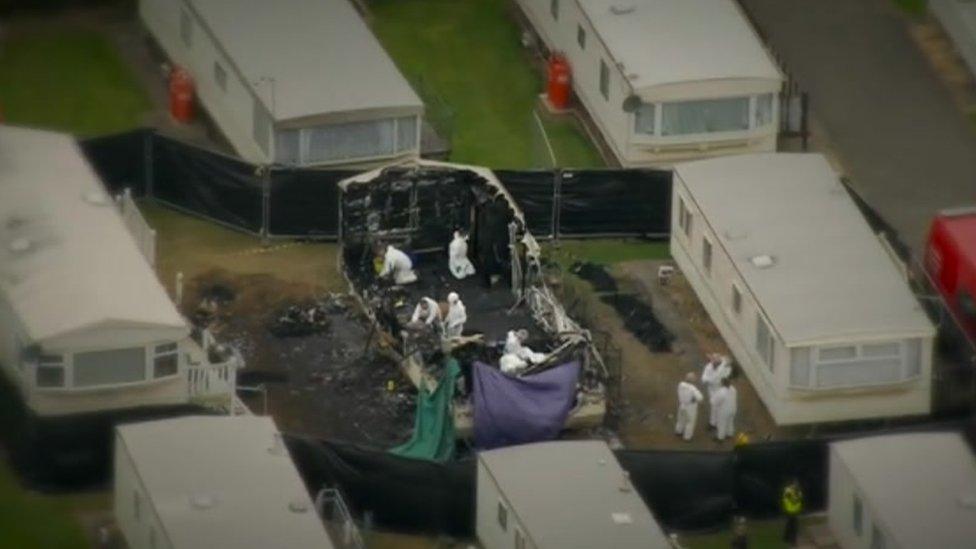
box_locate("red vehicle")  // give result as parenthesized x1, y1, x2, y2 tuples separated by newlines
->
(925, 207, 976, 346)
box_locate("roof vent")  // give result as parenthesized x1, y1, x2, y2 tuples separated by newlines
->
(958, 494, 976, 510)
(611, 512, 633, 524)
(9, 238, 31, 254)
(610, 5, 636, 15)
(189, 494, 218, 510)
(288, 499, 309, 513)
(750, 255, 775, 269)
(83, 191, 109, 206)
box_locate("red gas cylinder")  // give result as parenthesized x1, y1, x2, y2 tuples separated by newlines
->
(546, 54, 572, 110)
(169, 66, 195, 123)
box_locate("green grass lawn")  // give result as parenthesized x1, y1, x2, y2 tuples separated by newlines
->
(0, 24, 150, 136)
(680, 519, 789, 549)
(0, 462, 96, 549)
(371, 0, 604, 169)
(892, 0, 927, 16)
(547, 238, 670, 267)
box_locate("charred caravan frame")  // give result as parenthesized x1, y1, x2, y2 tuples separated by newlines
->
(338, 160, 607, 436)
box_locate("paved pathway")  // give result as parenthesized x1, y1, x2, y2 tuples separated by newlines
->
(741, 0, 976, 255)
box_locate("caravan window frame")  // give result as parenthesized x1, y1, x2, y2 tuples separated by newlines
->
(32, 340, 183, 392)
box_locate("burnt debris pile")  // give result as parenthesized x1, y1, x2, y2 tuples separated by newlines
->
(601, 293, 674, 352)
(570, 261, 618, 293)
(267, 294, 347, 338)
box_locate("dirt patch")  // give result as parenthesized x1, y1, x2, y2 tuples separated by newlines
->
(186, 268, 416, 447)
(616, 261, 784, 446)
(555, 259, 784, 450)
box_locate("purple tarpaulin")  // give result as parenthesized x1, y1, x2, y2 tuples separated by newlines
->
(472, 361, 580, 449)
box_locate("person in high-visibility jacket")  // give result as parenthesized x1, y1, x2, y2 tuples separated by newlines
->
(782, 479, 804, 546)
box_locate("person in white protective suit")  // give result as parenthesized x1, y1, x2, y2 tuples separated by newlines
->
(503, 329, 547, 364)
(448, 230, 476, 280)
(710, 378, 738, 442)
(675, 372, 704, 441)
(499, 352, 528, 375)
(701, 353, 731, 429)
(378, 244, 417, 285)
(410, 297, 441, 326)
(442, 292, 467, 339)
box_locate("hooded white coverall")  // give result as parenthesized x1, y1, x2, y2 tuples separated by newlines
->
(380, 245, 417, 285)
(448, 232, 476, 280)
(410, 297, 441, 325)
(710, 385, 738, 441)
(443, 293, 467, 339)
(702, 357, 731, 426)
(499, 353, 528, 375)
(503, 330, 547, 364)
(675, 381, 704, 441)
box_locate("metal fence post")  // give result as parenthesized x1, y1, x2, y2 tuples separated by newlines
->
(551, 168, 563, 242)
(261, 165, 272, 244)
(144, 130, 155, 198)
(801, 92, 810, 151)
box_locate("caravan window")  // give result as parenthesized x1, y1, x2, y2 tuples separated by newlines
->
(755, 93, 774, 127)
(279, 117, 416, 165)
(550, 0, 559, 20)
(755, 314, 775, 370)
(577, 25, 586, 49)
(599, 60, 609, 101)
(74, 348, 146, 387)
(153, 343, 179, 379)
(813, 340, 913, 389)
(213, 62, 227, 92)
(497, 500, 508, 530)
(180, 8, 193, 48)
(36, 354, 65, 388)
(252, 99, 272, 155)
(702, 237, 713, 275)
(634, 103, 656, 135)
(661, 97, 750, 136)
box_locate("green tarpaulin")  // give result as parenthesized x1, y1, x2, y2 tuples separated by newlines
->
(390, 358, 461, 462)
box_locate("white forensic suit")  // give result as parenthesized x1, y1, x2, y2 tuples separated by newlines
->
(701, 357, 731, 427)
(443, 292, 467, 339)
(499, 353, 528, 375)
(710, 385, 738, 441)
(410, 297, 441, 325)
(675, 380, 704, 441)
(448, 231, 476, 280)
(380, 245, 417, 285)
(503, 330, 547, 364)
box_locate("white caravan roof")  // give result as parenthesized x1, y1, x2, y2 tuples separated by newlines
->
(479, 440, 671, 549)
(832, 432, 976, 549)
(674, 153, 933, 345)
(184, 0, 423, 123)
(579, 0, 781, 94)
(116, 415, 333, 549)
(0, 126, 186, 345)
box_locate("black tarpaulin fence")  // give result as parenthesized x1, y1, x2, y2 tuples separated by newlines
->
(79, 130, 673, 240)
(494, 169, 672, 238)
(283, 434, 831, 537)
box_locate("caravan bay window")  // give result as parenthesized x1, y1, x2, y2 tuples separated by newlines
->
(275, 115, 419, 166)
(789, 339, 923, 389)
(662, 97, 750, 135)
(31, 341, 181, 390)
(74, 348, 147, 387)
(36, 354, 65, 388)
(153, 343, 179, 378)
(633, 93, 777, 139)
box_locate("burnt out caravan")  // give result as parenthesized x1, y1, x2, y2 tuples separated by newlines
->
(338, 160, 606, 440)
